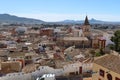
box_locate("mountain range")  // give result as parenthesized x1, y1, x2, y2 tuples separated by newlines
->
(0, 14, 120, 24)
(0, 14, 44, 24)
(57, 18, 120, 24)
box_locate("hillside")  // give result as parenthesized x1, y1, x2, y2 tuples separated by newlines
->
(0, 14, 44, 24)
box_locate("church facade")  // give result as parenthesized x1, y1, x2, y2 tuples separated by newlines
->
(60, 16, 92, 48)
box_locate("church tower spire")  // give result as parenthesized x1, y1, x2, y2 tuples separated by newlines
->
(82, 16, 91, 37)
(84, 16, 90, 25)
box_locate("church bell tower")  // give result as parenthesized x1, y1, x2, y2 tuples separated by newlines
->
(82, 16, 91, 38)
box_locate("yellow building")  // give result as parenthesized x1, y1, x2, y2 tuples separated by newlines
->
(62, 37, 90, 48)
(92, 54, 120, 80)
(0, 61, 22, 74)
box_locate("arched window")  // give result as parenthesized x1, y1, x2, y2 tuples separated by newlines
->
(107, 73, 112, 80)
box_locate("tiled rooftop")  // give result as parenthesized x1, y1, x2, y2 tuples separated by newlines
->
(63, 37, 88, 41)
(94, 54, 120, 74)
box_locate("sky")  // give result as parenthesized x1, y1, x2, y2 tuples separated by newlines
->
(0, 0, 120, 22)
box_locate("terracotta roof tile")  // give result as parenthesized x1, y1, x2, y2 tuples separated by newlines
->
(94, 54, 120, 74)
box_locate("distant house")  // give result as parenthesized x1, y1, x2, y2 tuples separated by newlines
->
(92, 54, 120, 80)
(0, 41, 7, 48)
(0, 49, 8, 61)
(62, 37, 90, 48)
(0, 61, 22, 74)
(40, 28, 54, 37)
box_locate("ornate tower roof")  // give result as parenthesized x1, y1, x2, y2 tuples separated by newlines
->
(84, 16, 90, 25)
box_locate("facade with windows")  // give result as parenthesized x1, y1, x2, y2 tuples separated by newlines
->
(92, 54, 120, 80)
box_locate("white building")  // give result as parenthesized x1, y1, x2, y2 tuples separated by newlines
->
(36, 74, 55, 80)
(0, 62, 93, 80)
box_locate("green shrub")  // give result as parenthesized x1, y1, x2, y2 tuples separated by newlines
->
(95, 52, 102, 57)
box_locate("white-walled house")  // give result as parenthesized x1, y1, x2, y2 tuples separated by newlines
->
(0, 62, 93, 80)
(0, 72, 32, 80)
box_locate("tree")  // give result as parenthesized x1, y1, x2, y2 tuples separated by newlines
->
(32, 27, 39, 30)
(89, 49, 96, 56)
(89, 49, 95, 60)
(99, 48, 105, 55)
(108, 44, 114, 53)
(111, 30, 120, 53)
(109, 44, 114, 50)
